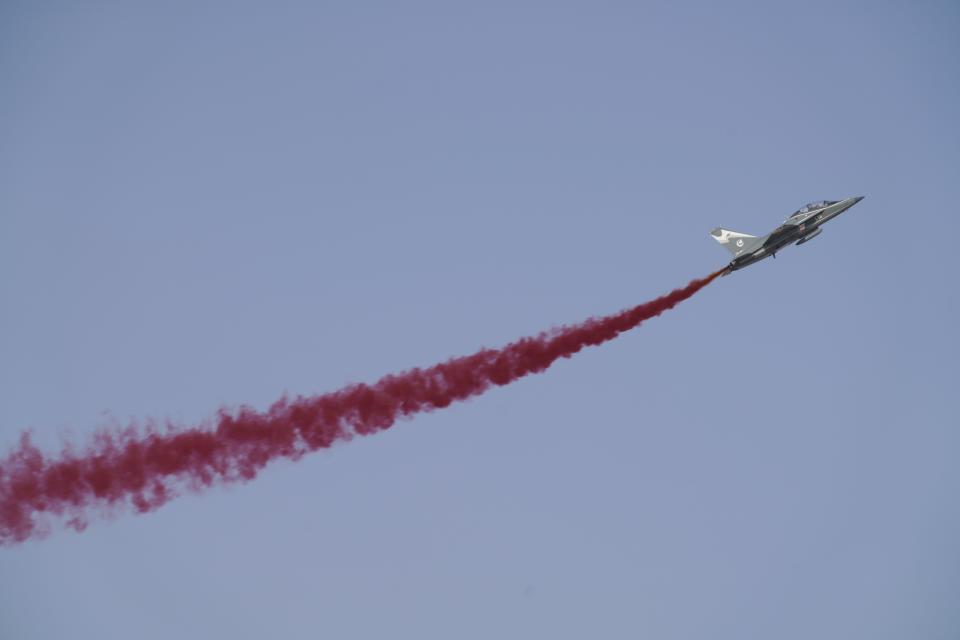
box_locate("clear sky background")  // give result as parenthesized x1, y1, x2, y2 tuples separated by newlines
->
(1, 2, 958, 638)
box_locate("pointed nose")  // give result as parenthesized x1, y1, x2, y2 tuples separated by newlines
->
(841, 196, 865, 211)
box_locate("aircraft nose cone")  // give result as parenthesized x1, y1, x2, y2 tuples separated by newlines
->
(853, 196, 865, 203)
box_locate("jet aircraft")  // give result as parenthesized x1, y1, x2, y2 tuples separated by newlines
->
(711, 196, 864, 274)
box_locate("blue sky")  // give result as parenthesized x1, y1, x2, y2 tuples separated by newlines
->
(2, 2, 958, 638)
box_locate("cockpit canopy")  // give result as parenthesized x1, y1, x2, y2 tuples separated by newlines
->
(787, 200, 838, 220)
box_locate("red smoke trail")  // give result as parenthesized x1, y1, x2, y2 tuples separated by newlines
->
(0, 269, 724, 544)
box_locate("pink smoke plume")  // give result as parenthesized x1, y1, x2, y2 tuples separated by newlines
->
(0, 269, 724, 544)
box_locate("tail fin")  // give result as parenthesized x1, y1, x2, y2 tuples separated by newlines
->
(710, 227, 761, 258)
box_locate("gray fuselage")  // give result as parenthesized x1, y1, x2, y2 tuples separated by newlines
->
(726, 196, 864, 272)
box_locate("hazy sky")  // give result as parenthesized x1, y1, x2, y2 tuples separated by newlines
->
(2, 2, 958, 638)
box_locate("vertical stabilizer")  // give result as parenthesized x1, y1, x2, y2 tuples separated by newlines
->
(710, 228, 762, 257)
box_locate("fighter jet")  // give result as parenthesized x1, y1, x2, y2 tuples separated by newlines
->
(711, 196, 864, 274)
